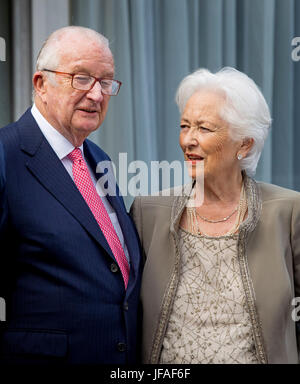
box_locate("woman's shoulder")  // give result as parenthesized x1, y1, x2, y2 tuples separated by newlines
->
(130, 185, 188, 236)
(132, 183, 192, 208)
(256, 180, 300, 203)
(133, 194, 175, 208)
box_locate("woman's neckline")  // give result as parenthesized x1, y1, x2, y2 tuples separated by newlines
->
(179, 226, 239, 240)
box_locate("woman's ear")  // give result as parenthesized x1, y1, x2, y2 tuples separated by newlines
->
(240, 138, 254, 157)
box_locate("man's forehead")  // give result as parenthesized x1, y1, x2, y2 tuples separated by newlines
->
(58, 45, 114, 74)
(60, 43, 112, 59)
(58, 31, 104, 48)
(57, 34, 112, 59)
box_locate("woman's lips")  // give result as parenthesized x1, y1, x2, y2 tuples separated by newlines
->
(186, 154, 204, 164)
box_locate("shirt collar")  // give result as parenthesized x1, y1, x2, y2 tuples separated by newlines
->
(31, 103, 84, 160)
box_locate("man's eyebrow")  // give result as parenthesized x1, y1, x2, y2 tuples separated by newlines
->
(71, 66, 89, 73)
(100, 72, 114, 78)
(71, 66, 114, 78)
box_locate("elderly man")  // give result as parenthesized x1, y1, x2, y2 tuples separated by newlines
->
(0, 26, 142, 364)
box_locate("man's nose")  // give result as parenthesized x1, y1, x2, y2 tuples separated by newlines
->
(86, 80, 104, 102)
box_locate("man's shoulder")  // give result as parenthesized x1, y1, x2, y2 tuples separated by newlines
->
(0, 108, 33, 147)
(0, 123, 21, 158)
(84, 138, 111, 162)
(0, 121, 19, 142)
(0, 141, 5, 179)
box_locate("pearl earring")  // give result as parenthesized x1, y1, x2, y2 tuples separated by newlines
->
(237, 154, 243, 160)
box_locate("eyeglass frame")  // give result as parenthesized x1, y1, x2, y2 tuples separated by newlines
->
(41, 69, 122, 95)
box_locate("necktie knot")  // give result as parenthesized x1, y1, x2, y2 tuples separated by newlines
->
(68, 148, 86, 170)
(68, 147, 83, 163)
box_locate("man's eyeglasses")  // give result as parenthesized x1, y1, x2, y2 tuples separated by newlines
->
(42, 69, 122, 96)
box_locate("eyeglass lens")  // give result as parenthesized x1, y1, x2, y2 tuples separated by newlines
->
(72, 75, 118, 95)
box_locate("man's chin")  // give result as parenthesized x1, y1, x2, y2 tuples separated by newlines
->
(74, 118, 101, 133)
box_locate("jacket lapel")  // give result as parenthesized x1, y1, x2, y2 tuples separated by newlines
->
(84, 141, 142, 292)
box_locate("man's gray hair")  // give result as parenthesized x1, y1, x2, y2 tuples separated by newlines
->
(33, 26, 110, 100)
(175, 67, 272, 176)
(36, 26, 109, 71)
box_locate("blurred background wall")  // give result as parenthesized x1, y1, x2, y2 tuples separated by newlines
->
(0, 0, 300, 207)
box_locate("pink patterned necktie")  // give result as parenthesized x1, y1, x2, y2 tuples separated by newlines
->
(68, 148, 129, 289)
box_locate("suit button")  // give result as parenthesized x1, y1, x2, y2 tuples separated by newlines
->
(123, 302, 129, 311)
(110, 263, 118, 273)
(117, 342, 126, 352)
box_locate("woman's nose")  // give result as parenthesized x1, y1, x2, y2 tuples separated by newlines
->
(183, 128, 198, 147)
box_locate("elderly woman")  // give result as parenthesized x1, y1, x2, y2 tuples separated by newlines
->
(131, 67, 300, 364)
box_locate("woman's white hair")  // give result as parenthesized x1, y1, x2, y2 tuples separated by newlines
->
(33, 26, 110, 100)
(175, 67, 272, 176)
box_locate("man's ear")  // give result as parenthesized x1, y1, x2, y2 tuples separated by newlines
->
(33, 71, 48, 102)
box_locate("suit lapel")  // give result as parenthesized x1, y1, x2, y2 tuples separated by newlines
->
(84, 141, 142, 292)
(18, 110, 116, 260)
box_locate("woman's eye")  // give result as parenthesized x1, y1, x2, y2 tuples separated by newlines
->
(199, 126, 210, 131)
(180, 124, 188, 129)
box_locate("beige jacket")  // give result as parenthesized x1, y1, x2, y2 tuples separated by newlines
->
(131, 176, 300, 364)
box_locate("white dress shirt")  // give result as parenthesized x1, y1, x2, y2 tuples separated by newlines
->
(31, 104, 130, 264)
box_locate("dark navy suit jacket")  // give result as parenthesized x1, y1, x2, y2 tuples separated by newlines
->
(0, 142, 6, 232)
(0, 109, 142, 364)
